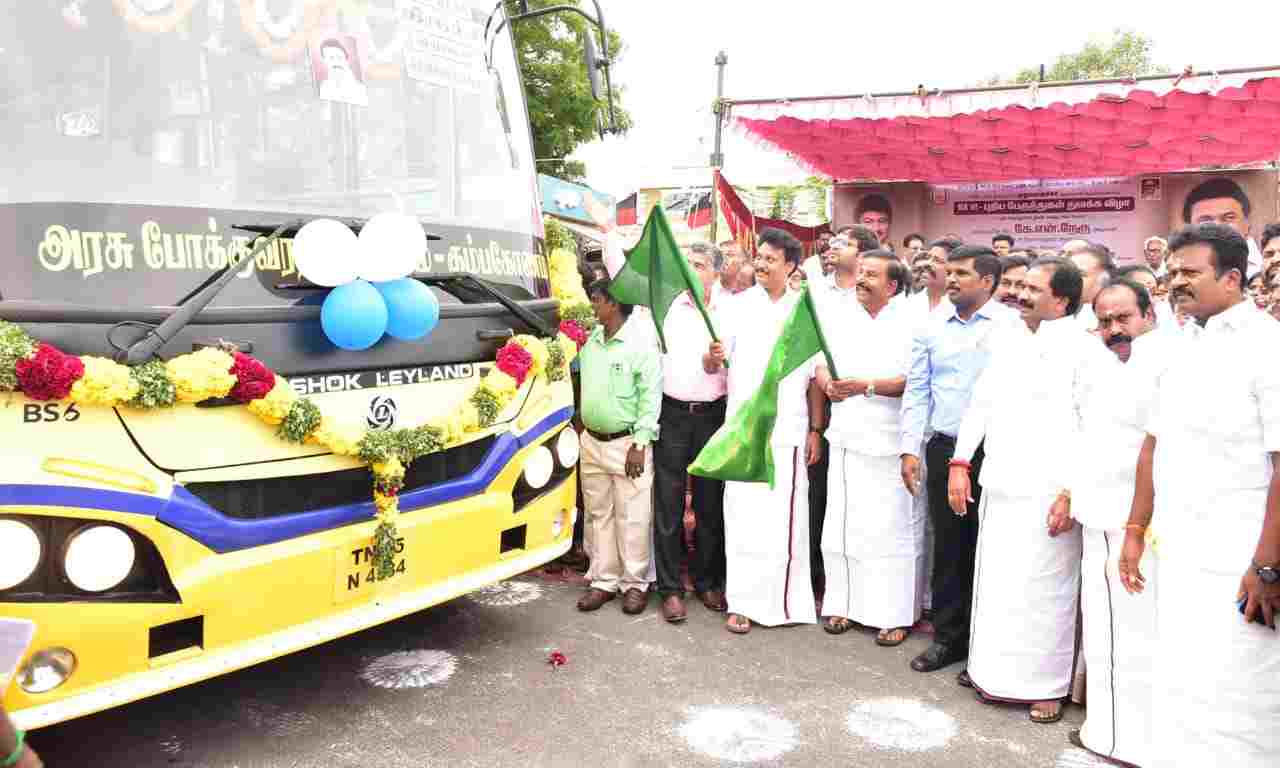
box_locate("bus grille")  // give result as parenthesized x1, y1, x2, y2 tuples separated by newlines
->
(184, 436, 497, 519)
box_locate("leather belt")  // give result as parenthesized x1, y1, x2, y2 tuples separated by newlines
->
(586, 428, 632, 442)
(663, 395, 725, 414)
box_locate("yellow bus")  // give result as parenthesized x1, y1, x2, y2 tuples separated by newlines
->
(0, 0, 600, 729)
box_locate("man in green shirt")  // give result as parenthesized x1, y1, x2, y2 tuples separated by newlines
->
(576, 277, 662, 615)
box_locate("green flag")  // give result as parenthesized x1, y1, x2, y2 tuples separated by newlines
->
(607, 204, 717, 352)
(688, 286, 838, 487)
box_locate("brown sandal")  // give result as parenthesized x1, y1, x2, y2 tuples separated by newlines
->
(725, 613, 752, 635)
(875, 627, 911, 647)
(823, 616, 855, 635)
(1030, 700, 1065, 724)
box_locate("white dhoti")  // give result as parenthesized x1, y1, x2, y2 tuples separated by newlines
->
(968, 490, 1082, 701)
(1079, 526, 1155, 766)
(1150, 494, 1280, 768)
(822, 447, 924, 629)
(724, 442, 816, 627)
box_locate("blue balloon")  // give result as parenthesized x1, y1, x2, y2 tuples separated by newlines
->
(375, 278, 440, 341)
(321, 280, 388, 350)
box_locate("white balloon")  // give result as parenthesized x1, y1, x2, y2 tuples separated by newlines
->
(357, 212, 426, 282)
(293, 219, 360, 287)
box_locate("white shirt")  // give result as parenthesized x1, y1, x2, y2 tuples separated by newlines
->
(1150, 300, 1280, 501)
(1076, 303, 1098, 333)
(661, 290, 727, 402)
(717, 285, 815, 447)
(822, 300, 912, 456)
(955, 315, 1104, 497)
(1071, 330, 1175, 529)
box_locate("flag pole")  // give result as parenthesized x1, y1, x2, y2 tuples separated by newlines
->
(709, 51, 727, 243)
(803, 286, 839, 380)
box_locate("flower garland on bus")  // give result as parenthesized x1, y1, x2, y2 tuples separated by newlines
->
(0, 247, 593, 576)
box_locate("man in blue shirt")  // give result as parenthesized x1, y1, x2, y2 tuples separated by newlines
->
(899, 244, 1011, 674)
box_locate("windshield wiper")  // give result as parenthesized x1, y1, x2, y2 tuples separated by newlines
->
(419, 273, 555, 337)
(121, 219, 302, 364)
(125, 218, 445, 363)
(271, 271, 555, 337)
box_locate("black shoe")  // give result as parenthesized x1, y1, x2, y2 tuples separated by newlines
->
(910, 642, 966, 673)
(956, 668, 972, 688)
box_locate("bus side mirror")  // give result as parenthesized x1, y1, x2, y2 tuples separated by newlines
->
(582, 30, 602, 102)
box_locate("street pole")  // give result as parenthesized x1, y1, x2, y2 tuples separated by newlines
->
(709, 50, 727, 242)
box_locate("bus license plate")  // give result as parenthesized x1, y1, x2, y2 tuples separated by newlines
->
(334, 538, 407, 604)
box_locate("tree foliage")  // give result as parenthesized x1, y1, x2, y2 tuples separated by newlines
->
(979, 29, 1170, 86)
(802, 176, 831, 225)
(506, 0, 632, 182)
(767, 185, 798, 221)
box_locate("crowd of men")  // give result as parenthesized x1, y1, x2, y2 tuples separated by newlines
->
(569, 176, 1280, 768)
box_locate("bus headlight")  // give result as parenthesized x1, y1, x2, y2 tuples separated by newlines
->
(19, 647, 77, 694)
(0, 519, 42, 590)
(555, 428, 580, 467)
(522, 446, 555, 490)
(64, 525, 136, 593)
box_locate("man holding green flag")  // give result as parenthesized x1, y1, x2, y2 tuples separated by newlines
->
(606, 204, 720, 353)
(692, 227, 834, 635)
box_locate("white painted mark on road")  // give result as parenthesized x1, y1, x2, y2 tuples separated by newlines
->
(469, 580, 545, 607)
(360, 650, 458, 690)
(845, 698, 957, 752)
(1055, 747, 1113, 767)
(158, 736, 182, 756)
(678, 706, 799, 763)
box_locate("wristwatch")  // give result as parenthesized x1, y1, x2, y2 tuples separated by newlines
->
(1255, 562, 1279, 585)
(865, 380, 876, 398)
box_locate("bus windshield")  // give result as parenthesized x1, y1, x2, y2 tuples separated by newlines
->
(1, 1, 536, 230)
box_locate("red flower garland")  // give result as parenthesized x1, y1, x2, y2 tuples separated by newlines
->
(495, 342, 534, 386)
(228, 352, 276, 403)
(15, 343, 85, 401)
(558, 319, 588, 349)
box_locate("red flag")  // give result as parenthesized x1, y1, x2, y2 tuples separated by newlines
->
(686, 191, 713, 229)
(616, 192, 637, 226)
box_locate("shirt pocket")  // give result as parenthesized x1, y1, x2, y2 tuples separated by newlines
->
(608, 357, 637, 406)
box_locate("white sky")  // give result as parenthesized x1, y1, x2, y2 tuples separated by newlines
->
(567, 0, 1278, 198)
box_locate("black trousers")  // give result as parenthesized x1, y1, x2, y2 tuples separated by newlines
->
(653, 397, 727, 595)
(925, 433, 985, 651)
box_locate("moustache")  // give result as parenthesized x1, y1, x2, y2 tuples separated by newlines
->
(1018, 299, 1034, 310)
(1106, 334, 1134, 348)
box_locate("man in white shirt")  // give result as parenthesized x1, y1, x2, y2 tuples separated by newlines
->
(1068, 277, 1171, 765)
(804, 227, 879, 602)
(950, 256, 1099, 724)
(993, 253, 1031, 312)
(705, 228, 823, 635)
(652, 242, 730, 622)
(1069, 242, 1114, 333)
(1144, 236, 1169, 277)
(814, 250, 920, 645)
(1119, 223, 1280, 768)
(1115, 264, 1176, 329)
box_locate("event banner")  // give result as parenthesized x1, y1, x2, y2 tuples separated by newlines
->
(925, 177, 1143, 253)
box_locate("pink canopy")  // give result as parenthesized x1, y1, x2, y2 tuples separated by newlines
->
(727, 68, 1280, 182)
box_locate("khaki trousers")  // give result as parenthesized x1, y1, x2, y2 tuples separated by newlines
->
(579, 431, 654, 594)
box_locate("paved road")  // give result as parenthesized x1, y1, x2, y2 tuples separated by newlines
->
(30, 573, 1104, 767)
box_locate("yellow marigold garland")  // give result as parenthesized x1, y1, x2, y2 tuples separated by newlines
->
(166, 348, 237, 403)
(0, 246, 583, 577)
(70, 356, 140, 407)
